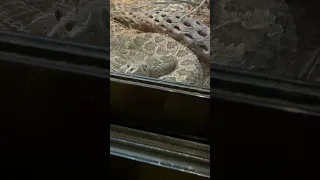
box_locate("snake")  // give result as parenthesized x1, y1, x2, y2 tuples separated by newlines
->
(211, 0, 299, 77)
(111, 2, 210, 87)
(0, 0, 210, 87)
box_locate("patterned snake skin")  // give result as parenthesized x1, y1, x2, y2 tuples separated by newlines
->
(212, 0, 299, 77)
(111, 3, 210, 87)
(111, 32, 204, 86)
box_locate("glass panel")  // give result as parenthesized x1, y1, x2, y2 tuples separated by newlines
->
(0, 0, 109, 47)
(110, 155, 209, 180)
(211, 0, 320, 84)
(110, 0, 210, 89)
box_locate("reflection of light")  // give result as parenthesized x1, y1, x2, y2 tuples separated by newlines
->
(282, 107, 306, 114)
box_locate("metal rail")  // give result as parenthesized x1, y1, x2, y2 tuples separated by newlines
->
(110, 125, 210, 178)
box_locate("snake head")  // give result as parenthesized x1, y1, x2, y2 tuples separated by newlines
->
(121, 63, 150, 77)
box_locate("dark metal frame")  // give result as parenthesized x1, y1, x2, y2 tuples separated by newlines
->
(2, 28, 319, 140)
(110, 124, 210, 178)
(0, 30, 109, 112)
(3, 28, 320, 179)
(211, 65, 320, 116)
(110, 74, 210, 143)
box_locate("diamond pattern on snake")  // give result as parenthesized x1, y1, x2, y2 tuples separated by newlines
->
(111, 1, 210, 88)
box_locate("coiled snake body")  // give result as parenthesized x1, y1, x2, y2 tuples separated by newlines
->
(111, 3, 210, 87)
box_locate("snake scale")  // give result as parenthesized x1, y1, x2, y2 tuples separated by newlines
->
(0, 0, 301, 85)
(212, 0, 299, 77)
(111, 2, 210, 87)
(0, 0, 209, 88)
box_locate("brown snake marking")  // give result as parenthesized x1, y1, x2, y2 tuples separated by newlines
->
(111, 2, 210, 87)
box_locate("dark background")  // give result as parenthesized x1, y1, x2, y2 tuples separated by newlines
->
(212, 96, 320, 179)
(0, 57, 109, 179)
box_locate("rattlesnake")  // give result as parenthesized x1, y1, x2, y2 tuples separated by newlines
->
(212, 0, 299, 77)
(111, 2, 210, 87)
(0, 0, 209, 87)
(111, 32, 203, 86)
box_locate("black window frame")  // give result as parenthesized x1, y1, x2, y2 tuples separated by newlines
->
(0, 30, 109, 112)
(2, 28, 319, 143)
(211, 65, 320, 116)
